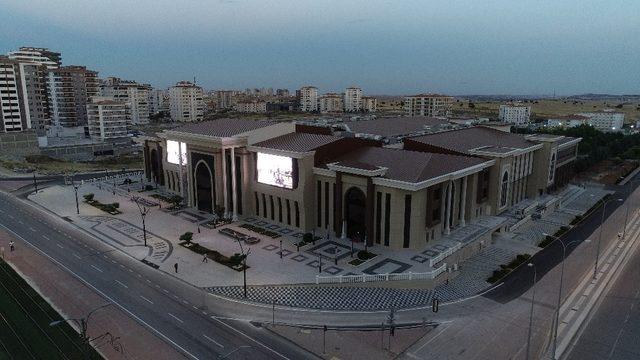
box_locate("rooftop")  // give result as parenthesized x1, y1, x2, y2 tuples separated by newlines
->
(342, 116, 450, 138)
(171, 118, 277, 138)
(324, 147, 488, 183)
(252, 132, 340, 153)
(407, 126, 536, 155)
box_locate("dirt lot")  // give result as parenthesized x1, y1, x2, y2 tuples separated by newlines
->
(576, 159, 639, 185)
(0, 155, 142, 176)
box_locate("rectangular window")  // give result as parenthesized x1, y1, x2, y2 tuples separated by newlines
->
(254, 192, 259, 216)
(278, 197, 283, 223)
(317, 180, 322, 227)
(403, 194, 412, 248)
(294, 201, 300, 227)
(262, 193, 267, 218)
(286, 199, 291, 225)
(375, 192, 382, 244)
(384, 193, 391, 246)
(269, 195, 275, 220)
(324, 182, 329, 229)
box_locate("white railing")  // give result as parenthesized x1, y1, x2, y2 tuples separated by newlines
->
(429, 242, 462, 267)
(315, 263, 447, 284)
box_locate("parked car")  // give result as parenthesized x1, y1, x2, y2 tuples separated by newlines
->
(244, 237, 260, 245)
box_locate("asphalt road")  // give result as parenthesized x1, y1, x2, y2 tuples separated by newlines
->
(0, 191, 318, 360)
(567, 226, 640, 359)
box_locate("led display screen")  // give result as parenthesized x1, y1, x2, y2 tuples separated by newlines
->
(166, 140, 187, 165)
(257, 152, 293, 189)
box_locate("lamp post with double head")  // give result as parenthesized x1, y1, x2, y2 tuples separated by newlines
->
(594, 198, 623, 279)
(236, 239, 250, 298)
(132, 196, 150, 247)
(72, 175, 80, 215)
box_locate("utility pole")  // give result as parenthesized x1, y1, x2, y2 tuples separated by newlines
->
(72, 177, 80, 214)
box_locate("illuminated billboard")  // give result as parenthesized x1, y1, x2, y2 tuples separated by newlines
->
(257, 152, 293, 189)
(167, 140, 187, 165)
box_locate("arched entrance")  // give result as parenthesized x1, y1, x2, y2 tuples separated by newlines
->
(195, 161, 213, 213)
(345, 187, 366, 240)
(150, 149, 159, 184)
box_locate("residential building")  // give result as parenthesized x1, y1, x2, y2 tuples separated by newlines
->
(101, 77, 151, 125)
(17, 62, 51, 133)
(276, 89, 290, 97)
(234, 100, 267, 113)
(0, 56, 27, 132)
(577, 110, 625, 132)
(86, 97, 128, 141)
(149, 89, 169, 114)
(169, 81, 204, 122)
(298, 86, 318, 112)
(215, 90, 236, 110)
(546, 115, 590, 128)
(141, 118, 580, 252)
(47, 65, 99, 127)
(7, 47, 61, 69)
(404, 94, 454, 117)
(344, 86, 362, 112)
(499, 103, 531, 125)
(362, 96, 377, 112)
(319, 93, 344, 113)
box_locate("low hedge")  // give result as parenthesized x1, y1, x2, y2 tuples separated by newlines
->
(178, 241, 247, 271)
(487, 253, 531, 283)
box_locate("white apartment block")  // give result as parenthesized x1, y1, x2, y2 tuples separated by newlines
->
(234, 100, 266, 113)
(362, 96, 377, 112)
(0, 56, 26, 132)
(578, 110, 625, 132)
(404, 94, 454, 117)
(344, 86, 362, 112)
(499, 104, 531, 125)
(319, 93, 344, 113)
(7, 47, 61, 69)
(298, 86, 318, 112)
(87, 97, 128, 141)
(169, 81, 204, 122)
(101, 77, 151, 125)
(216, 90, 236, 110)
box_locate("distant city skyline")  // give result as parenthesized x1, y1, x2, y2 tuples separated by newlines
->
(1, 0, 638, 95)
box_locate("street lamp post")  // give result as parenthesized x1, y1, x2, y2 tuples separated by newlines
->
(33, 173, 38, 193)
(236, 239, 250, 298)
(50, 303, 112, 359)
(594, 198, 623, 279)
(132, 196, 150, 247)
(543, 233, 590, 359)
(525, 262, 537, 360)
(72, 177, 80, 215)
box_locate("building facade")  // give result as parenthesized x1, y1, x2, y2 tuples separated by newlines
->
(86, 97, 128, 141)
(319, 93, 344, 113)
(499, 104, 531, 125)
(577, 111, 624, 132)
(169, 81, 204, 122)
(101, 77, 151, 125)
(404, 94, 454, 117)
(362, 96, 377, 112)
(298, 86, 318, 112)
(0, 56, 27, 132)
(344, 86, 362, 112)
(7, 47, 61, 69)
(47, 66, 99, 127)
(234, 100, 267, 113)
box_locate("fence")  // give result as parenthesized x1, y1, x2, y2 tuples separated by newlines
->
(81, 171, 144, 185)
(315, 263, 447, 284)
(428, 242, 461, 267)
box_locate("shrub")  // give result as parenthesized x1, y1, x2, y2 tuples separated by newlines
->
(357, 250, 376, 261)
(179, 231, 194, 244)
(302, 233, 313, 243)
(145, 185, 154, 191)
(229, 253, 246, 266)
(111, 202, 120, 209)
(168, 195, 183, 208)
(83, 193, 95, 202)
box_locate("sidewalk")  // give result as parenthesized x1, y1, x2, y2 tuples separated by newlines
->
(0, 227, 183, 360)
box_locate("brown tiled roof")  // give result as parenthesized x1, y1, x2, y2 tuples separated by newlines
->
(408, 126, 536, 154)
(343, 116, 449, 137)
(172, 118, 277, 137)
(252, 132, 340, 152)
(327, 147, 487, 183)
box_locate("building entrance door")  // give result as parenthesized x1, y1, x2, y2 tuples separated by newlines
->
(345, 187, 366, 240)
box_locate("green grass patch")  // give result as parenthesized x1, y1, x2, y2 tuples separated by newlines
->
(178, 241, 247, 271)
(239, 223, 281, 239)
(0, 259, 102, 359)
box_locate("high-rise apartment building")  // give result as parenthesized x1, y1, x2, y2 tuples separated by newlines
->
(169, 81, 204, 122)
(86, 97, 128, 141)
(17, 62, 51, 133)
(344, 86, 362, 112)
(404, 94, 454, 117)
(362, 96, 377, 113)
(149, 89, 169, 115)
(215, 90, 235, 110)
(319, 93, 344, 113)
(298, 86, 318, 112)
(101, 77, 150, 125)
(499, 103, 531, 125)
(276, 89, 290, 97)
(0, 56, 27, 132)
(7, 47, 61, 69)
(47, 66, 99, 127)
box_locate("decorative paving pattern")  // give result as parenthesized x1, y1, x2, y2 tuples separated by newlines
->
(306, 241, 353, 260)
(277, 249, 293, 257)
(266, 224, 280, 230)
(410, 255, 429, 264)
(279, 228, 293, 235)
(323, 266, 343, 275)
(293, 232, 304, 238)
(262, 244, 278, 251)
(244, 217, 257, 223)
(290, 254, 309, 262)
(362, 258, 412, 275)
(256, 221, 269, 226)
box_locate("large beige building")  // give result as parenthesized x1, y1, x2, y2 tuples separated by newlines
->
(344, 86, 362, 112)
(404, 94, 454, 117)
(298, 86, 318, 112)
(101, 77, 151, 125)
(86, 97, 128, 141)
(319, 93, 344, 113)
(142, 117, 580, 251)
(169, 81, 204, 122)
(47, 66, 99, 127)
(499, 103, 531, 125)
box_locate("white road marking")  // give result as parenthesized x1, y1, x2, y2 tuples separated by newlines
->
(140, 295, 154, 304)
(203, 334, 224, 348)
(115, 280, 128, 289)
(168, 313, 184, 323)
(73, 253, 82, 259)
(7, 215, 14, 219)
(29, 227, 36, 232)
(42, 235, 50, 240)
(90, 264, 103, 273)
(56, 243, 64, 249)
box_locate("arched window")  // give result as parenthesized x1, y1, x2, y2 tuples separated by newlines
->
(500, 171, 509, 207)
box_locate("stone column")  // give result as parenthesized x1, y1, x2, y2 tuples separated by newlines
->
(365, 177, 374, 247)
(334, 172, 343, 236)
(445, 181, 452, 235)
(460, 176, 467, 226)
(221, 147, 228, 217)
(231, 147, 238, 221)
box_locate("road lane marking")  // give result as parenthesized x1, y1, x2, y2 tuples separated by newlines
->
(203, 334, 224, 348)
(73, 253, 82, 259)
(90, 264, 103, 273)
(29, 227, 36, 232)
(139, 295, 154, 304)
(42, 235, 50, 240)
(115, 280, 128, 289)
(167, 313, 184, 323)
(56, 243, 64, 249)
